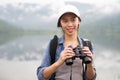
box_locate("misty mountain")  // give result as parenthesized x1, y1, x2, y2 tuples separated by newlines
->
(0, 3, 57, 29)
(79, 12, 120, 51)
(0, 2, 120, 30)
(0, 19, 14, 33)
(0, 19, 25, 45)
(0, 19, 23, 33)
(81, 12, 120, 32)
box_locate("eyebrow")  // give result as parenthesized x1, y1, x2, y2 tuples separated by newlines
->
(61, 16, 77, 20)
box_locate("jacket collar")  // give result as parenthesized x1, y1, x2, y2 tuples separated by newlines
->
(58, 35, 83, 47)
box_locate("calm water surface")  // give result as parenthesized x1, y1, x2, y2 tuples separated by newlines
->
(0, 34, 120, 80)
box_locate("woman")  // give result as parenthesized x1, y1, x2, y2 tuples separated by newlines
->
(37, 5, 96, 80)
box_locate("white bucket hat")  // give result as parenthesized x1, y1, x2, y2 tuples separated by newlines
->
(57, 5, 81, 27)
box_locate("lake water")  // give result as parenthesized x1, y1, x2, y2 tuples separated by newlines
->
(0, 34, 120, 80)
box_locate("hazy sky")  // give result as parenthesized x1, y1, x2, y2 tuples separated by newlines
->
(0, 0, 120, 29)
(0, 0, 120, 14)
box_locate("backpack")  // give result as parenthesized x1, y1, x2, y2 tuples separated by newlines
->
(49, 35, 92, 80)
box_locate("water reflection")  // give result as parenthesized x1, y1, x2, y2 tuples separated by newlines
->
(0, 34, 120, 80)
(0, 35, 51, 60)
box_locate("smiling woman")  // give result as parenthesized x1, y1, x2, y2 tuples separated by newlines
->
(0, 1, 120, 80)
(37, 4, 96, 80)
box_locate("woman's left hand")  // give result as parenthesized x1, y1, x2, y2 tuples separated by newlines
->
(82, 46, 93, 62)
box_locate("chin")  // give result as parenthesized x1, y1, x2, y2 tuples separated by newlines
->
(67, 33, 74, 36)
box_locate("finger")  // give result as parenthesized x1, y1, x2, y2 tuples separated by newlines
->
(83, 52, 93, 60)
(66, 50, 74, 54)
(82, 47, 93, 60)
(65, 47, 73, 51)
(82, 47, 90, 51)
(65, 53, 75, 59)
(64, 48, 74, 54)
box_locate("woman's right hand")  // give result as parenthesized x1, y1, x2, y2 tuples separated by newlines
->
(56, 47, 75, 66)
(43, 47, 75, 79)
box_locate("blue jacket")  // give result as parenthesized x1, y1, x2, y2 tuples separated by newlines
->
(37, 36, 96, 80)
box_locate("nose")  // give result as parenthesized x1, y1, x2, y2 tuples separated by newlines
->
(67, 21, 73, 27)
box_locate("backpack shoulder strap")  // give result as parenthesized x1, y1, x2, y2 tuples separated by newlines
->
(49, 35, 58, 80)
(49, 35, 58, 64)
(81, 38, 92, 51)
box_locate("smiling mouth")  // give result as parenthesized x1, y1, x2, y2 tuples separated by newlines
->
(67, 28, 74, 33)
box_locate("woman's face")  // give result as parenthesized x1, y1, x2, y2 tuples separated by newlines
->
(60, 13, 80, 36)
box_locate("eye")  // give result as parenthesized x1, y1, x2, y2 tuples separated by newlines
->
(62, 19, 68, 23)
(71, 17, 76, 22)
(72, 18, 76, 21)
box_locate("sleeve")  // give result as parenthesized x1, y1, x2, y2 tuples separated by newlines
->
(37, 42, 51, 80)
(84, 42, 97, 80)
